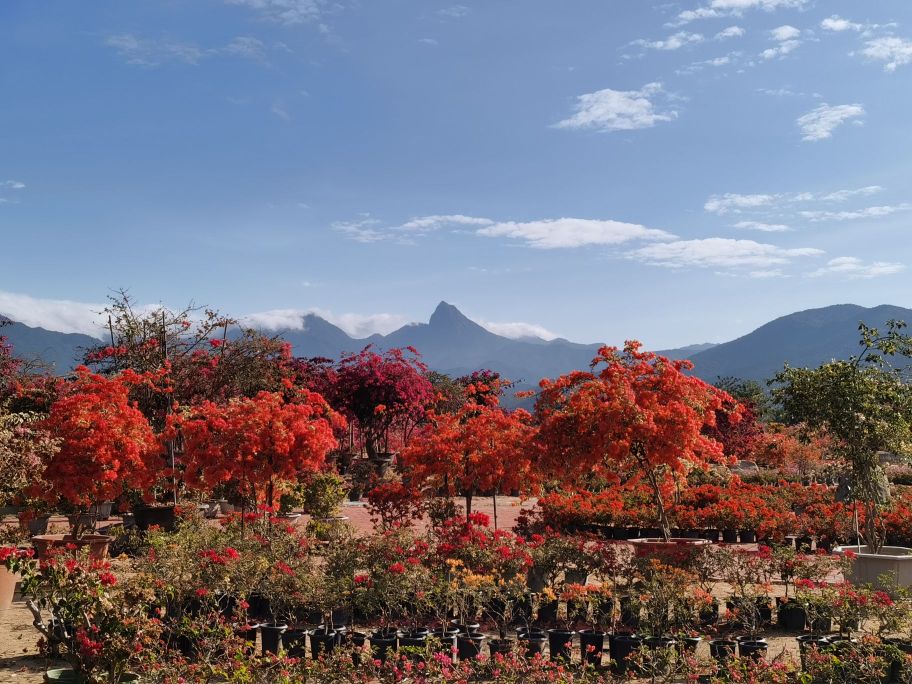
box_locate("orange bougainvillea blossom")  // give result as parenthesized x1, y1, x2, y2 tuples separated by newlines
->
(535, 341, 743, 540)
(37, 366, 162, 509)
(173, 389, 344, 508)
(402, 401, 536, 521)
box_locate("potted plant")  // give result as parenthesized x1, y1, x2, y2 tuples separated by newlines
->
(32, 367, 162, 557)
(300, 472, 349, 540)
(535, 342, 741, 543)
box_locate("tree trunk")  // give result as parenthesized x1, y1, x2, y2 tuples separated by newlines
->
(646, 468, 671, 541)
(465, 491, 473, 521)
(493, 492, 498, 530)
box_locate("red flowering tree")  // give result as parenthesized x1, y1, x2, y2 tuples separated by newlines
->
(316, 346, 434, 457)
(173, 389, 344, 512)
(535, 341, 741, 541)
(401, 402, 537, 523)
(36, 366, 161, 527)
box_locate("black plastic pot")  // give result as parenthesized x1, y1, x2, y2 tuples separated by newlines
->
(777, 599, 807, 632)
(702, 529, 720, 542)
(547, 629, 574, 661)
(678, 636, 701, 653)
(579, 629, 605, 666)
(609, 633, 642, 676)
(709, 638, 736, 663)
(739, 529, 757, 543)
(882, 637, 912, 682)
(456, 632, 485, 660)
(431, 627, 459, 654)
(282, 627, 307, 657)
(488, 638, 514, 657)
(309, 627, 337, 659)
(722, 529, 739, 544)
(235, 624, 259, 657)
(797, 634, 830, 671)
(370, 630, 399, 663)
(134, 505, 176, 532)
(518, 630, 547, 658)
(259, 623, 287, 655)
(739, 639, 769, 661)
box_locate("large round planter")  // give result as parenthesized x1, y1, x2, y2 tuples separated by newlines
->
(31, 534, 112, 561)
(488, 638, 514, 658)
(370, 630, 399, 663)
(456, 632, 485, 660)
(134, 505, 176, 532)
(431, 627, 458, 654)
(547, 629, 574, 661)
(609, 633, 642, 676)
(579, 629, 605, 666)
(834, 545, 912, 589)
(0, 566, 19, 610)
(629, 538, 711, 558)
(777, 599, 807, 632)
(309, 627, 337, 658)
(709, 638, 736, 663)
(739, 639, 769, 661)
(44, 670, 139, 683)
(517, 629, 547, 658)
(797, 634, 831, 671)
(260, 623, 287, 655)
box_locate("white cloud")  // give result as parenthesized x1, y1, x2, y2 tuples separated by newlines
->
(105, 34, 204, 66)
(749, 269, 786, 278)
(672, 0, 808, 26)
(809, 257, 905, 279)
(819, 186, 883, 202)
(438, 5, 470, 19)
(820, 15, 863, 32)
(0, 291, 106, 338)
(1, 180, 25, 190)
(705, 193, 778, 214)
(270, 100, 291, 120)
(225, 0, 324, 25)
(796, 103, 865, 141)
(770, 25, 801, 42)
(733, 220, 791, 232)
(629, 238, 822, 270)
(477, 218, 675, 249)
(633, 31, 704, 51)
(332, 218, 386, 243)
(677, 52, 740, 74)
(479, 321, 560, 341)
(715, 26, 745, 40)
(555, 82, 677, 132)
(861, 37, 912, 72)
(222, 36, 267, 60)
(242, 308, 410, 337)
(800, 204, 912, 222)
(395, 215, 493, 232)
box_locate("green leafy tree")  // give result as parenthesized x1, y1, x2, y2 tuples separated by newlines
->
(772, 320, 912, 551)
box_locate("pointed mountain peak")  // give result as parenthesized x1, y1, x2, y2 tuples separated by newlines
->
(429, 301, 472, 326)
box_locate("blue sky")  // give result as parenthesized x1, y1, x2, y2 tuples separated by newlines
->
(1, 0, 911, 348)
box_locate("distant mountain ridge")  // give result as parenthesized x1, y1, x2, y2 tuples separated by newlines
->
(3, 302, 912, 387)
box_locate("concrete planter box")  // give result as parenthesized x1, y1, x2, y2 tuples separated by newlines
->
(834, 545, 912, 589)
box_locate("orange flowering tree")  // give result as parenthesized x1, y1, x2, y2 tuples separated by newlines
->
(402, 402, 536, 523)
(37, 366, 161, 521)
(535, 341, 741, 540)
(173, 389, 344, 512)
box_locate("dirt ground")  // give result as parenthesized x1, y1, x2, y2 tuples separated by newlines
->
(0, 499, 807, 682)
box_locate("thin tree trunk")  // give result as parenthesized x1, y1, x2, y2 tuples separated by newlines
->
(493, 492, 498, 530)
(465, 491, 473, 521)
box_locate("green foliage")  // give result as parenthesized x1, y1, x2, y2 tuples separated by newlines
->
(299, 472, 347, 518)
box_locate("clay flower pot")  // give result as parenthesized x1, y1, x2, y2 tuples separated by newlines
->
(31, 534, 113, 562)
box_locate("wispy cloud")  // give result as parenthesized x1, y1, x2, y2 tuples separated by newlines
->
(106, 33, 269, 67)
(477, 218, 675, 249)
(479, 320, 559, 341)
(0, 179, 26, 205)
(733, 220, 791, 232)
(677, 52, 741, 75)
(715, 26, 745, 40)
(671, 0, 808, 27)
(1, 180, 26, 190)
(796, 103, 865, 141)
(270, 100, 291, 120)
(809, 257, 905, 279)
(632, 31, 704, 51)
(761, 25, 802, 60)
(395, 215, 493, 233)
(629, 238, 822, 270)
(555, 82, 677, 132)
(705, 186, 883, 214)
(861, 36, 912, 72)
(242, 307, 409, 337)
(438, 5, 470, 19)
(799, 204, 912, 222)
(333, 217, 386, 243)
(0, 290, 106, 337)
(226, 0, 325, 25)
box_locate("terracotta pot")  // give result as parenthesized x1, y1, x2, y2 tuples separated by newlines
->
(31, 534, 112, 561)
(0, 566, 19, 610)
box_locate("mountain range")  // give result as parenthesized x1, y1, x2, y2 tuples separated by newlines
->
(2, 302, 911, 388)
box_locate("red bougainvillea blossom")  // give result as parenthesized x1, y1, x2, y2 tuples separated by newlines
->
(535, 341, 742, 540)
(37, 366, 162, 508)
(173, 389, 344, 507)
